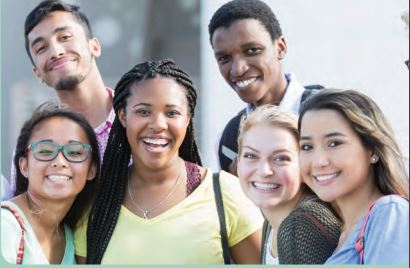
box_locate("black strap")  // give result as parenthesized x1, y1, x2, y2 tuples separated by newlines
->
(260, 220, 271, 264)
(212, 172, 231, 264)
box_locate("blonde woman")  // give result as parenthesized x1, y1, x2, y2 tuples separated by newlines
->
(237, 105, 341, 264)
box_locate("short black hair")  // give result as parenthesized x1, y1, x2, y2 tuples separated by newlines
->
(24, 0, 93, 65)
(208, 0, 282, 45)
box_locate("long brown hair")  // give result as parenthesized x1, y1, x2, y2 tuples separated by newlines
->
(299, 89, 409, 198)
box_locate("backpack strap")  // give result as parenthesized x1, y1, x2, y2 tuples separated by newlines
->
(301, 85, 324, 104)
(218, 109, 247, 172)
(355, 195, 409, 264)
(1, 204, 26, 264)
(260, 220, 271, 264)
(212, 172, 231, 264)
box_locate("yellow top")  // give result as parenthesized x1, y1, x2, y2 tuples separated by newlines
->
(74, 169, 263, 264)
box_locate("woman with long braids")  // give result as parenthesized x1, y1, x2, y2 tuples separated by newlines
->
(74, 59, 263, 264)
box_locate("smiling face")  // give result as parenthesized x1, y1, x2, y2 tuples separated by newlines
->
(119, 77, 191, 169)
(27, 11, 101, 91)
(237, 124, 301, 209)
(19, 117, 96, 201)
(299, 109, 374, 203)
(211, 18, 287, 106)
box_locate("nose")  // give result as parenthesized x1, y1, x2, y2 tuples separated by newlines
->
(49, 40, 65, 59)
(230, 56, 249, 77)
(312, 148, 330, 169)
(51, 150, 69, 168)
(149, 113, 167, 131)
(256, 159, 274, 177)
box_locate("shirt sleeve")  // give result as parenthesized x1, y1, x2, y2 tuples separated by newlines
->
(277, 200, 341, 264)
(363, 196, 409, 264)
(219, 171, 264, 246)
(73, 215, 88, 257)
(1, 208, 22, 264)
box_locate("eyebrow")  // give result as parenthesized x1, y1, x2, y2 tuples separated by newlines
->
(30, 26, 70, 49)
(242, 146, 291, 154)
(300, 132, 346, 141)
(131, 103, 182, 109)
(213, 42, 261, 57)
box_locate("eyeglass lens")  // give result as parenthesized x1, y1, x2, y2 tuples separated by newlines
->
(32, 142, 89, 162)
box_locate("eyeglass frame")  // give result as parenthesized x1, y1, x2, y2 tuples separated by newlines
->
(26, 141, 92, 163)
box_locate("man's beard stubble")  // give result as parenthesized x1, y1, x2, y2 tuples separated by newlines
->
(55, 75, 84, 91)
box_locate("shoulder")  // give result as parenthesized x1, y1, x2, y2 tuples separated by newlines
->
(1, 203, 24, 233)
(280, 198, 341, 236)
(368, 195, 408, 222)
(277, 198, 342, 263)
(221, 109, 246, 135)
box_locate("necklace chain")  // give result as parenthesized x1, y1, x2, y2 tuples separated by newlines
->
(127, 160, 184, 220)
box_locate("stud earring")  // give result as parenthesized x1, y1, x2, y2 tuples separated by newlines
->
(371, 155, 379, 163)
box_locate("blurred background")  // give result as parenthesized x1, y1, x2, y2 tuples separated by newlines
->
(1, 0, 409, 180)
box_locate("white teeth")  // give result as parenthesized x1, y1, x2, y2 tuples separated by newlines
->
(143, 138, 168, 146)
(235, 77, 257, 89)
(314, 173, 339, 182)
(47, 175, 70, 181)
(253, 182, 280, 190)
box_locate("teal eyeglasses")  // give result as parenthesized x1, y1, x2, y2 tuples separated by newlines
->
(27, 141, 91, 163)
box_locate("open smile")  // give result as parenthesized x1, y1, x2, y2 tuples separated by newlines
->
(252, 181, 280, 192)
(232, 77, 258, 90)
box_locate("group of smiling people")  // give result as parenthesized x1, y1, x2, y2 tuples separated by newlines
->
(1, 0, 409, 265)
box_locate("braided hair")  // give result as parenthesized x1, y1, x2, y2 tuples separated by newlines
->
(86, 59, 201, 264)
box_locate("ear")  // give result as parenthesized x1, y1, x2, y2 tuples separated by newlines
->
(370, 153, 379, 164)
(32, 66, 44, 84)
(19, 157, 29, 178)
(86, 163, 97, 181)
(276, 36, 287, 60)
(89, 37, 102, 58)
(118, 108, 127, 128)
(186, 114, 192, 128)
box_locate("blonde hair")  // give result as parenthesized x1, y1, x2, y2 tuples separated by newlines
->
(238, 105, 299, 156)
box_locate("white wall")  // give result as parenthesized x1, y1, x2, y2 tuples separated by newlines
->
(200, 0, 409, 170)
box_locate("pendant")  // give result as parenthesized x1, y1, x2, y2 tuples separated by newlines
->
(143, 210, 149, 219)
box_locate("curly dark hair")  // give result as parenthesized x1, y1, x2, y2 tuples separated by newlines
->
(208, 0, 282, 45)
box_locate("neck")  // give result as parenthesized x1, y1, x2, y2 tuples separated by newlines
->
(261, 191, 305, 229)
(335, 177, 382, 231)
(56, 66, 111, 128)
(130, 156, 184, 186)
(255, 71, 287, 107)
(15, 193, 73, 232)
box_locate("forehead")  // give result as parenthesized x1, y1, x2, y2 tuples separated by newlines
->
(27, 11, 85, 41)
(212, 18, 272, 48)
(128, 76, 187, 102)
(30, 116, 88, 142)
(242, 124, 298, 149)
(301, 109, 355, 135)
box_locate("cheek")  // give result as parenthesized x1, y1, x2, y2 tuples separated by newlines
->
(237, 161, 254, 182)
(278, 166, 301, 189)
(298, 154, 310, 175)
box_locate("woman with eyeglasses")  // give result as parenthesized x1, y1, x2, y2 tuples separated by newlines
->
(1, 102, 99, 264)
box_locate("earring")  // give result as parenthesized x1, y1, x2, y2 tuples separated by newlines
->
(371, 155, 379, 163)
